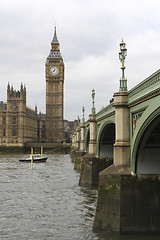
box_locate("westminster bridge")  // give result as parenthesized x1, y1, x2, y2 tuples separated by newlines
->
(72, 69, 160, 175)
(71, 40, 160, 234)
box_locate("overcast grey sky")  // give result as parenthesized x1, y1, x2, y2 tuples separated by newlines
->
(0, 0, 160, 121)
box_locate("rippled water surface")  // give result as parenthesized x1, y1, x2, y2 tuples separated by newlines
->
(0, 154, 160, 240)
(0, 154, 99, 240)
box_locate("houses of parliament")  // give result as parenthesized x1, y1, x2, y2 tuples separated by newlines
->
(0, 27, 65, 146)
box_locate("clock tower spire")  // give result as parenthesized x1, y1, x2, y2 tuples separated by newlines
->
(51, 26, 59, 45)
(45, 27, 64, 143)
(48, 26, 61, 58)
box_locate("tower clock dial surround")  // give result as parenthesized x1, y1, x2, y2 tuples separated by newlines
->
(50, 66, 59, 76)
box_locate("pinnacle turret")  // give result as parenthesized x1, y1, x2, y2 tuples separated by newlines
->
(51, 26, 59, 44)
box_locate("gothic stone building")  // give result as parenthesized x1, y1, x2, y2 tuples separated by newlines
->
(0, 27, 64, 146)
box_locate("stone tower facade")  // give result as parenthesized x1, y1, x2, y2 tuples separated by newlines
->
(0, 27, 65, 146)
(45, 27, 64, 143)
(6, 83, 26, 145)
(0, 83, 38, 146)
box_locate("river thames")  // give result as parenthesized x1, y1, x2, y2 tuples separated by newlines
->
(0, 154, 160, 240)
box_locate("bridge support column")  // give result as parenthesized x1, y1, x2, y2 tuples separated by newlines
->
(75, 127, 80, 149)
(113, 91, 130, 167)
(71, 131, 76, 148)
(79, 113, 97, 186)
(73, 122, 86, 170)
(88, 113, 97, 155)
(74, 132, 77, 148)
(79, 113, 110, 187)
(70, 129, 80, 165)
(80, 122, 85, 152)
(70, 121, 87, 170)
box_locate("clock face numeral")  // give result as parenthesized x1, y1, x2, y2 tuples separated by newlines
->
(50, 66, 59, 76)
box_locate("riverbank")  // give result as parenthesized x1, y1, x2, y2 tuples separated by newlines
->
(0, 144, 71, 154)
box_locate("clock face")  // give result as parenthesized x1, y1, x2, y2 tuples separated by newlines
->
(50, 66, 59, 76)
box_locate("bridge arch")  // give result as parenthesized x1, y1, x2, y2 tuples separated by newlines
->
(97, 121, 115, 158)
(132, 106, 160, 174)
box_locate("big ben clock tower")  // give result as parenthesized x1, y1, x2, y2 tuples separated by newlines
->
(45, 27, 64, 143)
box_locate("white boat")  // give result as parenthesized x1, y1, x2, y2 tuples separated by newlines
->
(19, 154, 48, 163)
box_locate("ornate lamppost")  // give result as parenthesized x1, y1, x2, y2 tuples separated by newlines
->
(119, 39, 127, 91)
(92, 89, 95, 114)
(82, 106, 85, 122)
